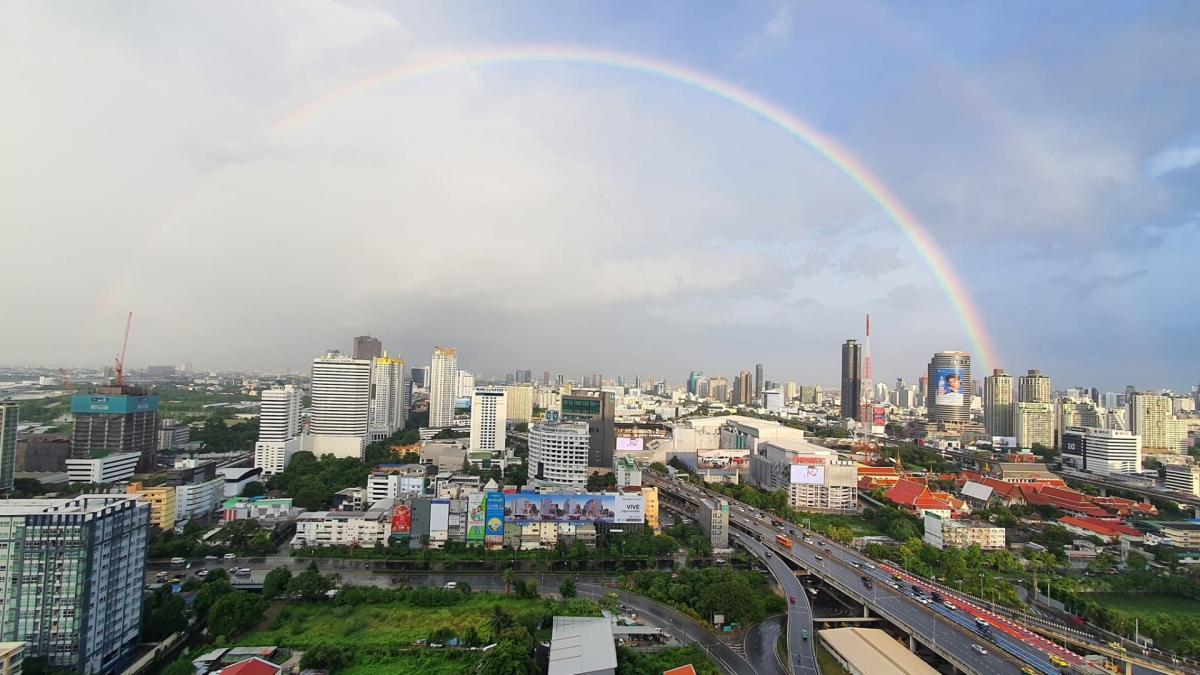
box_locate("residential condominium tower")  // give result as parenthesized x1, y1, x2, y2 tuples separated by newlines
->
(1018, 369, 1052, 403)
(470, 387, 508, 454)
(255, 384, 302, 475)
(0, 402, 15, 493)
(926, 351, 971, 423)
(428, 347, 458, 428)
(353, 335, 383, 361)
(310, 351, 372, 459)
(368, 355, 407, 441)
(983, 369, 1014, 437)
(0, 496, 149, 675)
(840, 340, 862, 421)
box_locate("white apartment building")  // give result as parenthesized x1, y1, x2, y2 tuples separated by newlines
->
(1061, 427, 1141, 475)
(615, 455, 641, 488)
(157, 419, 191, 451)
(924, 512, 1005, 550)
(310, 351, 372, 458)
(1015, 402, 1054, 449)
(255, 384, 302, 475)
(1017, 370, 1052, 403)
(1165, 464, 1200, 496)
(66, 453, 140, 483)
(175, 478, 224, 521)
(368, 356, 407, 441)
(533, 386, 560, 411)
(428, 347, 458, 428)
(1128, 392, 1180, 454)
(0, 496, 148, 674)
(748, 439, 858, 512)
(455, 370, 476, 399)
(528, 422, 590, 489)
(292, 499, 397, 549)
(469, 387, 507, 453)
(367, 466, 426, 504)
(504, 385, 533, 423)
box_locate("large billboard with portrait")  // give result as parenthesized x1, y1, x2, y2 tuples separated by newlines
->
(501, 492, 644, 524)
(467, 493, 486, 542)
(934, 367, 967, 406)
(390, 504, 411, 535)
(789, 463, 826, 485)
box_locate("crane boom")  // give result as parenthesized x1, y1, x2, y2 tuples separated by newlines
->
(114, 312, 133, 388)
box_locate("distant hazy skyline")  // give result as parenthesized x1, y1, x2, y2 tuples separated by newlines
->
(3, 2, 1198, 390)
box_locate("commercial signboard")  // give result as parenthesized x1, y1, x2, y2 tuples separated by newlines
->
(934, 368, 966, 406)
(790, 464, 826, 485)
(616, 437, 644, 452)
(390, 504, 412, 535)
(872, 405, 887, 427)
(70, 394, 159, 414)
(484, 491, 506, 543)
(991, 436, 1018, 450)
(429, 500, 450, 542)
(467, 493, 486, 542)
(502, 492, 645, 524)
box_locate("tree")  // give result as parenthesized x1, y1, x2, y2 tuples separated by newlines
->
(479, 627, 537, 674)
(207, 591, 267, 639)
(142, 586, 188, 640)
(487, 606, 514, 638)
(464, 626, 482, 647)
(502, 568, 516, 595)
(300, 644, 348, 671)
(240, 481, 265, 498)
(559, 577, 577, 598)
(287, 567, 333, 601)
(192, 577, 234, 618)
(262, 566, 293, 600)
(515, 579, 539, 599)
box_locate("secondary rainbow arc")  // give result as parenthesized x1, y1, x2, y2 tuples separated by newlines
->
(271, 45, 999, 371)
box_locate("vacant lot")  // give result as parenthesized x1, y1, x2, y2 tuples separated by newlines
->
(1088, 593, 1197, 619)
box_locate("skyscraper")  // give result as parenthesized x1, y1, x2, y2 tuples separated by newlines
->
(0, 401, 16, 493)
(983, 369, 1014, 437)
(926, 351, 971, 423)
(708, 376, 729, 403)
(1015, 402, 1054, 449)
(429, 346, 458, 428)
(561, 391, 616, 467)
(71, 388, 160, 470)
(368, 355, 407, 440)
(0, 495, 148, 674)
(353, 335, 383, 361)
(687, 371, 705, 396)
(840, 340, 862, 420)
(254, 384, 302, 474)
(310, 351, 372, 458)
(1018, 369, 1052, 403)
(542, 371, 550, 386)
(733, 370, 753, 407)
(410, 366, 430, 388)
(754, 363, 764, 401)
(469, 386, 507, 454)
(1128, 392, 1184, 454)
(455, 370, 476, 398)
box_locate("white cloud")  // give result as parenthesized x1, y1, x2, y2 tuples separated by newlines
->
(1146, 138, 1200, 178)
(738, 3, 793, 57)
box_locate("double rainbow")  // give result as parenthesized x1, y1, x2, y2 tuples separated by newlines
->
(271, 45, 998, 371)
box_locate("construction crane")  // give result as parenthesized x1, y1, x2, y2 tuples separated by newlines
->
(114, 312, 133, 388)
(58, 368, 72, 394)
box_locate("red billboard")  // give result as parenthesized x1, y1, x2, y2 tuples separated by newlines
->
(391, 504, 411, 534)
(872, 406, 886, 427)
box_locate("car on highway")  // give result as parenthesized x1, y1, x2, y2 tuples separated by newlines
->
(860, 576, 873, 588)
(790, 596, 796, 605)
(814, 555, 823, 561)
(943, 601, 957, 610)
(444, 582, 458, 590)
(974, 617, 990, 631)
(234, 567, 251, 577)
(971, 644, 988, 655)
(155, 571, 168, 582)
(1021, 667, 1039, 675)
(170, 557, 186, 565)
(1049, 655, 1068, 668)
(851, 561, 861, 568)
(887, 581, 899, 589)
(931, 592, 943, 603)
(801, 629, 809, 640)
(205, 555, 218, 561)
(864, 562, 876, 570)
(1106, 641, 1127, 654)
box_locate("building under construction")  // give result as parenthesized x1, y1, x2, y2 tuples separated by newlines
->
(70, 387, 160, 470)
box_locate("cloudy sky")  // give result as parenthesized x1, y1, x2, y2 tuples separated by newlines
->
(3, 1, 1198, 390)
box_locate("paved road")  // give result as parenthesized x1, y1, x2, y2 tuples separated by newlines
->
(743, 615, 788, 675)
(576, 581, 757, 675)
(734, 531, 818, 675)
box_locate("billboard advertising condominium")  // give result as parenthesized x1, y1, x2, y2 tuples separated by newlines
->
(790, 463, 826, 485)
(503, 492, 645, 524)
(484, 491, 505, 543)
(934, 367, 966, 406)
(616, 437, 644, 452)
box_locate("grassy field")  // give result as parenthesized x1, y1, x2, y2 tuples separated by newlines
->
(338, 652, 480, 675)
(1088, 593, 1198, 618)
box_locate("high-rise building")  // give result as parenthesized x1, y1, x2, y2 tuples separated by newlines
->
(70, 389, 160, 471)
(368, 356, 407, 441)
(591, 374, 602, 388)
(1061, 427, 1141, 475)
(1100, 391, 1121, 409)
(504, 385, 533, 424)
(1127, 392, 1184, 454)
(1018, 369, 1052, 403)
(528, 421, 590, 489)
(410, 366, 430, 388)
(0, 496, 148, 674)
(1015, 402, 1054, 449)
(542, 371, 550, 386)
(733, 371, 753, 407)
(455, 370, 476, 399)
(0, 401, 16, 493)
(1165, 464, 1200, 497)
(353, 335, 383, 361)
(428, 347, 458, 429)
(708, 376, 729, 403)
(983, 369, 1014, 437)
(469, 387, 507, 454)
(926, 351, 972, 423)
(687, 371, 705, 396)
(1057, 397, 1103, 446)
(784, 381, 798, 402)
(255, 384, 302, 474)
(310, 351, 371, 458)
(755, 364, 764, 400)
(840, 340, 862, 420)
(560, 391, 615, 467)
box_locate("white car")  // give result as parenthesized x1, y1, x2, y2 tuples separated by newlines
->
(865, 563, 876, 570)
(971, 644, 988, 655)
(223, 553, 237, 560)
(205, 555, 218, 561)
(170, 557, 186, 565)
(197, 569, 209, 577)
(944, 601, 958, 611)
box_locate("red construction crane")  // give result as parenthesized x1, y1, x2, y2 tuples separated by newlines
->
(58, 368, 72, 393)
(114, 312, 133, 388)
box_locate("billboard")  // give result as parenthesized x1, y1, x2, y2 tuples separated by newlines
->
(429, 500, 450, 542)
(991, 436, 1018, 450)
(790, 463, 826, 485)
(485, 491, 506, 542)
(390, 504, 411, 535)
(502, 492, 644, 524)
(872, 406, 887, 427)
(467, 493, 486, 541)
(933, 367, 966, 406)
(616, 437, 644, 452)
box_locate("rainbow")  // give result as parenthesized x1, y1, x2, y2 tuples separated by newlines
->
(271, 45, 998, 370)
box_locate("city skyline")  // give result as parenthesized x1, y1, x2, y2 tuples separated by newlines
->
(4, 3, 1199, 388)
